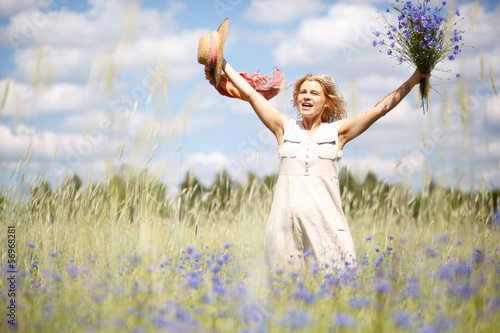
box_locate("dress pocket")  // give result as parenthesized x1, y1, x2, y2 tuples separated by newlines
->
(280, 139, 301, 158)
(316, 140, 337, 160)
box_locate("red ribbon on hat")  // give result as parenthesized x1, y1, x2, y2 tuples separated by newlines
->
(204, 38, 284, 101)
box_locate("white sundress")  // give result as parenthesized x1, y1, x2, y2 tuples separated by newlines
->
(264, 119, 356, 271)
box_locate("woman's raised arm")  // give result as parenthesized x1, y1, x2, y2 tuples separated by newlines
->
(337, 70, 428, 150)
(222, 60, 290, 145)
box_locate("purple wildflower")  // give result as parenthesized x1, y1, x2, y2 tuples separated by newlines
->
(393, 310, 413, 328)
(213, 284, 227, 296)
(349, 297, 371, 308)
(375, 280, 392, 294)
(66, 265, 79, 279)
(280, 309, 309, 329)
(334, 312, 357, 328)
(436, 263, 454, 281)
(294, 288, 316, 304)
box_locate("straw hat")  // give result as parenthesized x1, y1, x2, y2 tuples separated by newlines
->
(197, 18, 229, 86)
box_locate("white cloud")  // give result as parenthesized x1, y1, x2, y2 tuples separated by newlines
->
(272, 3, 383, 68)
(243, 0, 327, 25)
(0, 0, 38, 18)
(1, 79, 95, 117)
(0, 123, 65, 161)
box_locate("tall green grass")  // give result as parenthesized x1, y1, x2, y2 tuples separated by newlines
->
(0, 165, 498, 332)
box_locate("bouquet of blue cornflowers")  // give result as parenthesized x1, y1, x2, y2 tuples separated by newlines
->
(373, 0, 463, 113)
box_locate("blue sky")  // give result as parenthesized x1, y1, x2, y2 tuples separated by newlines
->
(0, 0, 499, 193)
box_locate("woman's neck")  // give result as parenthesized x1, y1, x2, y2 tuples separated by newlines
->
(301, 115, 323, 134)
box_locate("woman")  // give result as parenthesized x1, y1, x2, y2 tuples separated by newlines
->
(198, 18, 428, 271)
(221, 59, 428, 271)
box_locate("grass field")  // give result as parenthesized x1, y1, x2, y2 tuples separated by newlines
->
(1, 166, 499, 332)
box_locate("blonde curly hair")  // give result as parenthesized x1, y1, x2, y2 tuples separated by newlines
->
(292, 74, 348, 122)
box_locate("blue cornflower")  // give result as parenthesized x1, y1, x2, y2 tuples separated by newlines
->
(365, 236, 373, 241)
(213, 284, 227, 296)
(455, 260, 472, 277)
(66, 265, 79, 279)
(375, 280, 392, 294)
(442, 1, 447, 5)
(280, 309, 309, 329)
(424, 33, 430, 40)
(473, 248, 484, 265)
(456, 74, 461, 78)
(334, 312, 357, 328)
(29, 241, 35, 248)
(456, 9, 460, 16)
(372, 40, 377, 47)
(374, 31, 380, 37)
(294, 288, 316, 304)
(379, 39, 385, 45)
(405, 285, 421, 299)
(450, 283, 476, 300)
(425, 247, 437, 258)
(393, 310, 413, 328)
(185, 245, 195, 254)
(436, 263, 454, 281)
(130, 255, 142, 266)
(349, 297, 371, 308)
(435, 316, 456, 331)
(223, 242, 232, 249)
(186, 273, 202, 289)
(388, 235, 395, 240)
(390, 42, 395, 48)
(387, 49, 392, 55)
(448, 54, 455, 61)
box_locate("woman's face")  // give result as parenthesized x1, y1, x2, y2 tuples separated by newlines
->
(297, 80, 326, 120)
